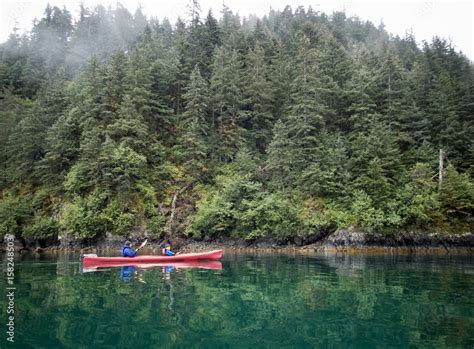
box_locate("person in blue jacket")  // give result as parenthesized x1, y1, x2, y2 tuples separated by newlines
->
(162, 243, 176, 256)
(122, 241, 136, 257)
(122, 239, 147, 257)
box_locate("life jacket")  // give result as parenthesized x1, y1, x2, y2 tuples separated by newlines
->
(122, 246, 135, 257)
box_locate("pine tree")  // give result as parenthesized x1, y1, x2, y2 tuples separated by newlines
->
(102, 50, 127, 125)
(281, 33, 328, 168)
(353, 157, 392, 207)
(301, 131, 350, 199)
(75, 56, 107, 129)
(345, 47, 389, 134)
(219, 5, 242, 47)
(439, 165, 474, 218)
(267, 120, 297, 191)
(6, 69, 69, 183)
(426, 72, 469, 167)
(6, 103, 45, 182)
(178, 66, 210, 175)
(373, 50, 410, 123)
(124, 46, 170, 134)
(30, 5, 73, 74)
(133, 6, 148, 37)
(349, 118, 402, 188)
(317, 38, 353, 132)
(185, 0, 207, 73)
(0, 89, 33, 187)
(201, 10, 221, 77)
(268, 40, 293, 121)
(39, 110, 81, 187)
(242, 44, 274, 151)
(210, 46, 244, 161)
(109, 95, 150, 153)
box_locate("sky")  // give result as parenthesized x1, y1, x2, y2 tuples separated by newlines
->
(0, 0, 473, 60)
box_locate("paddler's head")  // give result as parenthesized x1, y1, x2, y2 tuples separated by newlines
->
(125, 240, 132, 247)
(165, 243, 171, 250)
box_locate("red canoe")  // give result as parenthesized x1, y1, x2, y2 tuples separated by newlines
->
(82, 260, 222, 272)
(82, 249, 223, 268)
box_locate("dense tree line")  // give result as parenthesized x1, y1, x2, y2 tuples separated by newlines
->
(0, 3, 473, 243)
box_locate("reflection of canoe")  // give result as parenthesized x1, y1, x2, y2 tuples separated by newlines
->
(83, 250, 223, 268)
(82, 260, 222, 271)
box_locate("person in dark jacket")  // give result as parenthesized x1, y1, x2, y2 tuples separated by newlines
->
(122, 241, 136, 257)
(122, 239, 148, 257)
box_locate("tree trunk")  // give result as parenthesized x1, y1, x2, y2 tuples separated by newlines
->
(167, 180, 197, 232)
(438, 149, 444, 191)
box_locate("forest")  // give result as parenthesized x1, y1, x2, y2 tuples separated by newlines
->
(0, 2, 473, 245)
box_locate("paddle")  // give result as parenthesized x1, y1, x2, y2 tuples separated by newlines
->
(135, 239, 148, 253)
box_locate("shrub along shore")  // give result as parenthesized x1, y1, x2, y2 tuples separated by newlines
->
(3, 229, 473, 255)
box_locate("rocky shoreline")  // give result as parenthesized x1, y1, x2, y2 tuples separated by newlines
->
(2, 227, 473, 255)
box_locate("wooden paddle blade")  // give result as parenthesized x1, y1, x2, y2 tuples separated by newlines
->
(139, 239, 148, 249)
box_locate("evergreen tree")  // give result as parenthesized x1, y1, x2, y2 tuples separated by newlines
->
(0, 89, 33, 186)
(201, 10, 221, 77)
(242, 44, 274, 151)
(30, 5, 73, 74)
(102, 50, 127, 124)
(124, 46, 170, 134)
(267, 120, 297, 191)
(179, 66, 210, 176)
(268, 40, 293, 120)
(276, 33, 329, 171)
(39, 110, 81, 187)
(439, 165, 474, 220)
(5, 103, 44, 182)
(301, 131, 350, 199)
(349, 118, 402, 184)
(210, 46, 244, 161)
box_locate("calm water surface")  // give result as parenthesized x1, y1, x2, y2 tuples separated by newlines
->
(0, 252, 473, 348)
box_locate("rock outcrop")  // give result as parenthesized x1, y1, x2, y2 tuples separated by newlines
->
(324, 227, 474, 248)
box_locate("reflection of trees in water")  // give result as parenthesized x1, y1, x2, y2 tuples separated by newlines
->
(164, 275, 184, 330)
(3, 253, 473, 348)
(56, 253, 78, 276)
(304, 254, 474, 348)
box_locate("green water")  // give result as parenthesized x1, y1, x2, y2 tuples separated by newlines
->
(1, 252, 473, 348)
